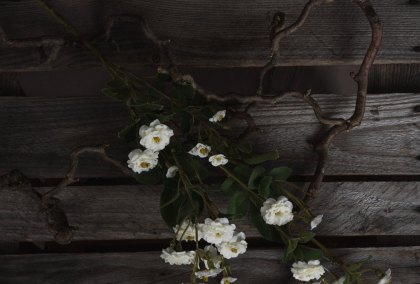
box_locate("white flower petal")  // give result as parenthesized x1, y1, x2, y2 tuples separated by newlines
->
(378, 269, 391, 284)
(260, 196, 294, 226)
(160, 248, 195, 265)
(166, 165, 179, 178)
(139, 120, 174, 151)
(209, 154, 228, 167)
(291, 260, 325, 282)
(201, 218, 236, 245)
(221, 277, 237, 284)
(189, 143, 211, 158)
(310, 214, 323, 230)
(209, 110, 226, 123)
(173, 220, 202, 242)
(216, 232, 247, 259)
(127, 149, 159, 174)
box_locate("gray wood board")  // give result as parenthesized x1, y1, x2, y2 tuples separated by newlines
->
(0, 182, 418, 242)
(0, 247, 418, 283)
(0, 0, 419, 70)
(0, 94, 419, 178)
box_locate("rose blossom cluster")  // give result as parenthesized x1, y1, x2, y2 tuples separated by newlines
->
(260, 196, 326, 282)
(127, 119, 176, 175)
(160, 218, 245, 283)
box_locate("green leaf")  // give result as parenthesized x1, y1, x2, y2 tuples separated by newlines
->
(284, 239, 299, 260)
(248, 166, 266, 189)
(297, 231, 316, 244)
(176, 190, 204, 223)
(135, 103, 164, 112)
(133, 167, 162, 185)
(293, 245, 324, 262)
(233, 164, 252, 181)
(101, 80, 130, 100)
(269, 166, 292, 181)
(347, 256, 372, 272)
(160, 179, 182, 227)
(177, 156, 209, 182)
(243, 150, 279, 165)
(249, 204, 283, 243)
(258, 176, 273, 198)
(227, 191, 249, 219)
(237, 142, 253, 154)
(118, 119, 141, 142)
(169, 82, 196, 105)
(221, 178, 237, 196)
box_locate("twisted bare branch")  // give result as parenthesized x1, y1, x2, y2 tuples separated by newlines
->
(0, 25, 65, 64)
(257, 0, 327, 95)
(304, 0, 383, 200)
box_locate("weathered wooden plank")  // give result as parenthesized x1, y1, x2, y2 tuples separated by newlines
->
(0, 0, 419, 70)
(0, 247, 418, 283)
(368, 64, 420, 94)
(0, 94, 419, 178)
(0, 182, 418, 242)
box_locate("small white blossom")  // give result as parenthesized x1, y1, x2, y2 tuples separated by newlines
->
(139, 119, 174, 151)
(209, 110, 226, 123)
(333, 276, 345, 284)
(160, 248, 195, 265)
(260, 196, 294, 226)
(209, 154, 228, 167)
(310, 215, 323, 230)
(127, 149, 159, 174)
(202, 245, 222, 269)
(201, 218, 236, 245)
(217, 232, 247, 259)
(173, 220, 202, 242)
(291, 260, 325, 282)
(221, 277, 237, 284)
(195, 268, 223, 280)
(189, 143, 211, 158)
(378, 269, 391, 284)
(166, 165, 179, 178)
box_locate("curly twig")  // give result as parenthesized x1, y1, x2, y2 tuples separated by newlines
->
(257, 0, 327, 95)
(304, 0, 383, 200)
(0, 25, 65, 64)
(39, 144, 133, 244)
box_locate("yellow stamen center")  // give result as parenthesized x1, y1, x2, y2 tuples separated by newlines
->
(230, 247, 238, 253)
(215, 232, 222, 238)
(199, 148, 208, 155)
(140, 162, 150, 168)
(203, 276, 209, 282)
(153, 136, 161, 143)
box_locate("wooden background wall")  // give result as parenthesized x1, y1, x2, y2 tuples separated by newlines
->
(0, 0, 419, 283)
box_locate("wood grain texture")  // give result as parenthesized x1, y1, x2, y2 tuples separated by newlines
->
(0, 247, 419, 283)
(0, 0, 419, 70)
(0, 94, 419, 178)
(368, 64, 420, 94)
(0, 182, 418, 242)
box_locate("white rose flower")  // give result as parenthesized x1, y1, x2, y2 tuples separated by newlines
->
(333, 276, 345, 284)
(160, 248, 195, 265)
(217, 232, 247, 259)
(166, 165, 179, 178)
(202, 245, 222, 269)
(291, 260, 325, 282)
(139, 119, 174, 151)
(195, 268, 223, 280)
(201, 218, 236, 245)
(173, 220, 202, 242)
(209, 154, 228, 167)
(378, 269, 391, 284)
(209, 110, 226, 123)
(310, 214, 323, 230)
(260, 196, 294, 226)
(189, 143, 211, 158)
(221, 277, 237, 284)
(127, 149, 159, 174)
